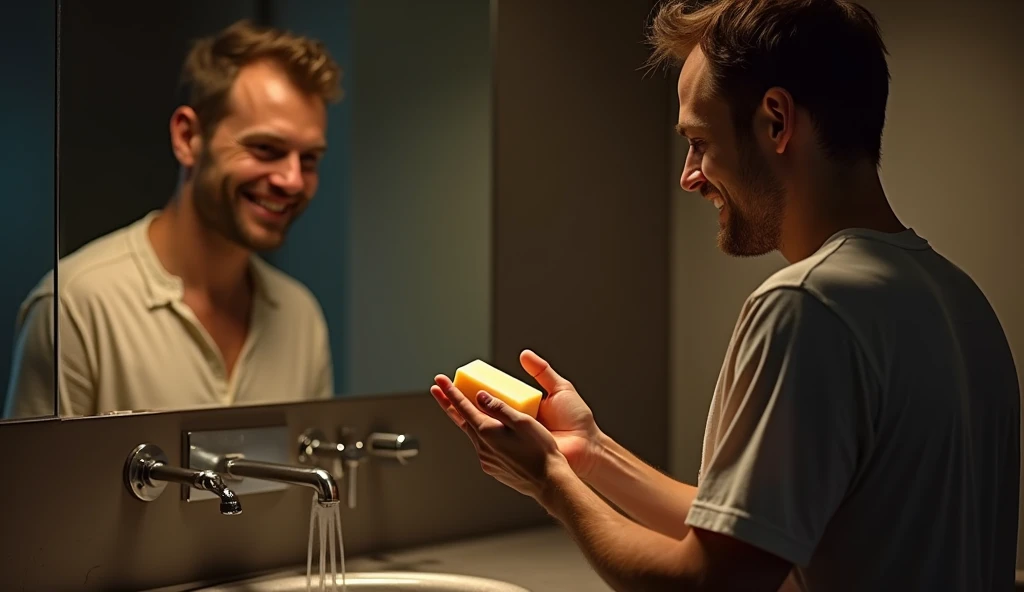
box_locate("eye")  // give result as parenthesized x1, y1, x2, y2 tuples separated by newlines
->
(688, 139, 706, 155)
(250, 144, 282, 160)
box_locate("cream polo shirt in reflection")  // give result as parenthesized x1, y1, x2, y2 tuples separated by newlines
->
(10, 212, 333, 416)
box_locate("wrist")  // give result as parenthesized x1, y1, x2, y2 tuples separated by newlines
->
(579, 429, 612, 484)
(540, 455, 578, 518)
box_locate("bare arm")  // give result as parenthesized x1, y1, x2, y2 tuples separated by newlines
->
(544, 462, 792, 592)
(587, 431, 698, 539)
(519, 349, 697, 539)
(430, 374, 792, 592)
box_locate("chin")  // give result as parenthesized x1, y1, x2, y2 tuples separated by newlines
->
(232, 212, 290, 251)
(244, 233, 287, 253)
(717, 228, 776, 258)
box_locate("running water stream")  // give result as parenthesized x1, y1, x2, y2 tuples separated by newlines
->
(306, 494, 347, 592)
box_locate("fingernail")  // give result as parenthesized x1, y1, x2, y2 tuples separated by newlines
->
(477, 392, 491, 404)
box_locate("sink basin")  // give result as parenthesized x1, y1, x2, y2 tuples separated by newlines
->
(195, 571, 531, 592)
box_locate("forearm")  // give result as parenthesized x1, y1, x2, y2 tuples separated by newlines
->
(586, 431, 697, 539)
(543, 463, 693, 592)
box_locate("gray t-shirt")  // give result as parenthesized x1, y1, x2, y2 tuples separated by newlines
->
(687, 228, 1020, 591)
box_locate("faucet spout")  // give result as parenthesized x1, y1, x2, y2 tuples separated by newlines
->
(224, 458, 340, 506)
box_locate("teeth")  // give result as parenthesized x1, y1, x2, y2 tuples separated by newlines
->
(258, 200, 286, 213)
(712, 197, 724, 210)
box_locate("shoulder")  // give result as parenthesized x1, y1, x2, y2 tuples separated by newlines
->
(733, 237, 884, 356)
(734, 285, 845, 350)
(753, 231, 927, 310)
(61, 226, 137, 281)
(21, 224, 142, 317)
(738, 233, 921, 383)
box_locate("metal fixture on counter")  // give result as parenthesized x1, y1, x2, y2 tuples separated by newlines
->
(298, 427, 420, 509)
(124, 443, 242, 515)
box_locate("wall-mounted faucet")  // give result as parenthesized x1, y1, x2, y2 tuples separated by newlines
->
(298, 427, 420, 509)
(220, 457, 339, 506)
(185, 426, 341, 507)
(124, 443, 242, 515)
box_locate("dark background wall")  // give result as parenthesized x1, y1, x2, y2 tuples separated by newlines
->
(492, 0, 671, 466)
(57, 0, 258, 255)
(0, 1, 57, 407)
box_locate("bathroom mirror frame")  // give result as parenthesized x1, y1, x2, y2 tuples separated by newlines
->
(17, 0, 498, 423)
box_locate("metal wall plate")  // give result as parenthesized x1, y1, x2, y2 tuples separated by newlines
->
(185, 425, 290, 502)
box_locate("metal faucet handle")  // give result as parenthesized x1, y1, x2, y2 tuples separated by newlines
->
(298, 428, 365, 463)
(124, 443, 242, 515)
(366, 432, 420, 464)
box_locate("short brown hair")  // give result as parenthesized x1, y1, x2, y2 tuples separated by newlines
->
(649, 0, 890, 164)
(179, 20, 343, 135)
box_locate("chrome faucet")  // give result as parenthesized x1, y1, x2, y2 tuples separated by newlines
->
(184, 425, 341, 507)
(124, 443, 242, 515)
(222, 456, 340, 506)
(298, 427, 420, 509)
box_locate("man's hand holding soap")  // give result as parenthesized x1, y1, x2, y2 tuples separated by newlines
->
(453, 359, 543, 418)
(430, 350, 605, 499)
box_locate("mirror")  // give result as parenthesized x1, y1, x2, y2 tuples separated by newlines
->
(0, 2, 58, 421)
(8, 0, 492, 418)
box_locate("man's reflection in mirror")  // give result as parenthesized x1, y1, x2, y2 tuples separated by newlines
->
(6, 21, 340, 418)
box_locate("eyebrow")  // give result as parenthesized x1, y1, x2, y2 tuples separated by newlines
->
(675, 122, 708, 139)
(239, 131, 327, 154)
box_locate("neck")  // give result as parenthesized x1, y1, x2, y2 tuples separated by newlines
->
(149, 185, 252, 303)
(778, 158, 905, 263)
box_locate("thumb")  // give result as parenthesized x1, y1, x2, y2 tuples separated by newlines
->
(476, 391, 528, 428)
(520, 349, 572, 394)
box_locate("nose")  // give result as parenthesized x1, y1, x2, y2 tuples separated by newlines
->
(680, 146, 706, 193)
(269, 152, 305, 196)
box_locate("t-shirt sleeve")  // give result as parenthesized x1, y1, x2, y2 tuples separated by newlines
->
(685, 287, 875, 567)
(4, 295, 57, 418)
(312, 306, 334, 400)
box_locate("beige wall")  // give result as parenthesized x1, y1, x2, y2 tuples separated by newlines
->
(668, 0, 1024, 564)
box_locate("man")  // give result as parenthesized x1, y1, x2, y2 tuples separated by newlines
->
(5, 20, 339, 417)
(431, 1, 1020, 591)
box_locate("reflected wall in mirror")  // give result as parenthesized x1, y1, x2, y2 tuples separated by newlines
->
(1, 1, 58, 421)
(31, 0, 491, 417)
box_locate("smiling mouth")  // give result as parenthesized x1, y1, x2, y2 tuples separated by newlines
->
(242, 191, 292, 214)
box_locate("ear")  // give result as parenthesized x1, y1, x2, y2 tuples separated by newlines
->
(169, 106, 204, 168)
(758, 87, 795, 155)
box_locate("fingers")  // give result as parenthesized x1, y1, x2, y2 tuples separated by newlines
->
(476, 391, 530, 430)
(520, 349, 572, 394)
(434, 374, 493, 430)
(429, 385, 467, 429)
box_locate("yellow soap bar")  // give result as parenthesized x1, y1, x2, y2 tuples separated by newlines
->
(453, 359, 543, 418)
